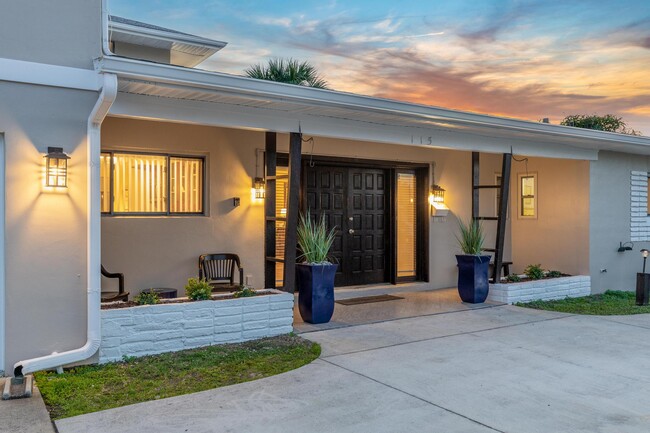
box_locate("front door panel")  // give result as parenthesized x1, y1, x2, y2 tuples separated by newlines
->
(304, 165, 387, 286)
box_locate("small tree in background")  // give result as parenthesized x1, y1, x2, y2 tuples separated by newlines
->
(245, 58, 329, 89)
(560, 114, 642, 136)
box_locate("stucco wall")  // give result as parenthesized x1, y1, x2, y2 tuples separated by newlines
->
(102, 118, 507, 294)
(0, 0, 101, 69)
(589, 151, 650, 293)
(0, 82, 98, 372)
(509, 157, 590, 277)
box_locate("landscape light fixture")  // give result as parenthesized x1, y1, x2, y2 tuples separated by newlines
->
(642, 249, 649, 273)
(45, 147, 70, 187)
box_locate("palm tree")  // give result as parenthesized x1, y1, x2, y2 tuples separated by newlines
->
(244, 58, 329, 89)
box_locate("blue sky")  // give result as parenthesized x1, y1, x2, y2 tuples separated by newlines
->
(109, 0, 650, 133)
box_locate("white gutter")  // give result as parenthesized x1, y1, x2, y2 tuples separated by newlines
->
(12, 73, 117, 377)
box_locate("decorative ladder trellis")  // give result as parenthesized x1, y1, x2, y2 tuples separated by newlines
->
(471, 152, 512, 283)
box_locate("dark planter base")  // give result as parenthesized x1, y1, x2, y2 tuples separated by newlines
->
(297, 263, 337, 324)
(636, 273, 650, 306)
(456, 255, 491, 304)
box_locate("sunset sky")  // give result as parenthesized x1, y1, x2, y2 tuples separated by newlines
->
(110, 0, 650, 134)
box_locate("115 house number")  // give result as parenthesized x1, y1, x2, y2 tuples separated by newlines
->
(411, 135, 434, 145)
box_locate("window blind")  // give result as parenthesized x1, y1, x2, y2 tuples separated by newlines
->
(397, 172, 417, 278)
(170, 157, 203, 213)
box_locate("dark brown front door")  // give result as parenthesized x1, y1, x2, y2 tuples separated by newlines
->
(304, 165, 387, 286)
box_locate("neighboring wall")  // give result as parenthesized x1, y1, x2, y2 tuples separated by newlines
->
(101, 118, 507, 294)
(0, 1, 101, 69)
(0, 0, 102, 371)
(510, 157, 590, 277)
(589, 151, 650, 293)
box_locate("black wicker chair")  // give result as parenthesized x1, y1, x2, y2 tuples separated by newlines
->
(198, 253, 244, 292)
(101, 265, 129, 302)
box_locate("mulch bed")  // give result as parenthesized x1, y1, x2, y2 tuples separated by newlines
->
(101, 290, 278, 310)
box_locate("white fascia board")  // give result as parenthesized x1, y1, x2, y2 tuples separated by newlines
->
(98, 56, 650, 149)
(109, 92, 600, 160)
(110, 22, 227, 51)
(0, 57, 102, 91)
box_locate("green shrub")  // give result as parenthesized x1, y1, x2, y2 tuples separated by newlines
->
(455, 219, 485, 255)
(524, 264, 544, 280)
(546, 270, 563, 278)
(134, 289, 160, 305)
(185, 278, 212, 301)
(506, 273, 521, 282)
(233, 285, 257, 298)
(297, 210, 336, 264)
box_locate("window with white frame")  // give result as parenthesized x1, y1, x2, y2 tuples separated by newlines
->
(518, 172, 537, 219)
(100, 152, 205, 215)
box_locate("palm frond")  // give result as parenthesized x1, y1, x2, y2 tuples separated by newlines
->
(244, 58, 330, 89)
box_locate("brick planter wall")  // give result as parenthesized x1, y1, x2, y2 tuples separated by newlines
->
(99, 290, 294, 363)
(488, 275, 591, 305)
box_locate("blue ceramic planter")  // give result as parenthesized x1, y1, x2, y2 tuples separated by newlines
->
(297, 263, 337, 324)
(456, 254, 491, 303)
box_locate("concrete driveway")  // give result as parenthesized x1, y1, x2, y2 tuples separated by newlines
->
(56, 305, 650, 433)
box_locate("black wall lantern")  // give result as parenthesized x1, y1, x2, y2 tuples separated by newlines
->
(253, 177, 266, 199)
(45, 147, 70, 187)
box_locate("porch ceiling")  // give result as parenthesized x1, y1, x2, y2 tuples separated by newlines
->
(99, 56, 650, 160)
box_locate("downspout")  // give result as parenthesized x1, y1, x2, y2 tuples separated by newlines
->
(13, 73, 117, 376)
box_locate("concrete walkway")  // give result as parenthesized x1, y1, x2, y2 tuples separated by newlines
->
(56, 306, 650, 433)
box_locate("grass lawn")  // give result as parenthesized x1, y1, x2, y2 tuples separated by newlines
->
(35, 334, 320, 420)
(516, 290, 650, 315)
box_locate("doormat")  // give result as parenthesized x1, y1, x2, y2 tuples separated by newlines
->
(336, 294, 404, 306)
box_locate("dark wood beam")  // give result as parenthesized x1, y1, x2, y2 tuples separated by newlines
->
(264, 131, 277, 289)
(282, 132, 302, 293)
(472, 152, 480, 222)
(493, 153, 512, 283)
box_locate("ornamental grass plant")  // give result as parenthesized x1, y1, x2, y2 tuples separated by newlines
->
(456, 219, 485, 255)
(297, 210, 336, 264)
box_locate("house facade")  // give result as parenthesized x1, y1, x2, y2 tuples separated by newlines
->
(1, 0, 649, 376)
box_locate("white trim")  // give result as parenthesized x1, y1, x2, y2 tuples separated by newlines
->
(109, 20, 227, 51)
(0, 134, 4, 376)
(97, 56, 650, 153)
(0, 58, 101, 91)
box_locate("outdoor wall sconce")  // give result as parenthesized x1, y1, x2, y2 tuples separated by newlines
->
(233, 197, 240, 207)
(45, 147, 70, 187)
(253, 177, 266, 200)
(429, 184, 449, 217)
(618, 242, 634, 252)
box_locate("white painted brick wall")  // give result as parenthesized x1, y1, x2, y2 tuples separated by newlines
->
(487, 276, 591, 304)
(630, 171, 650, 241)
(99, 290, 294, 363)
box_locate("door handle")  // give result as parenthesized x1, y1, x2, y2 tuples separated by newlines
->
(348, 229, 355, 234)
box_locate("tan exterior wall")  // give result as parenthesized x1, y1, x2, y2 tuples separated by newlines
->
(0, 82, 98, 372)
(101, 118, 506, 294)
(510, 157, 590, 276)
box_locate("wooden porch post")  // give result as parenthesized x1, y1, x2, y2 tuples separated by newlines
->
(282, 132, 302, 293)
(264, 132, 277, 289)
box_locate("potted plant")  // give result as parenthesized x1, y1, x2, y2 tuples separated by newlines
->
(455, 219, 491, 303)
(296, 211, 338, 324)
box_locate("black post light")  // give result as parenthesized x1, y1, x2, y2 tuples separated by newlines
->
(637, 249, 650, 306)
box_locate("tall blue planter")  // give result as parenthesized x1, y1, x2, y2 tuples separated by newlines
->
(456, 255, 491, 303)
(297, 263, 337, 324)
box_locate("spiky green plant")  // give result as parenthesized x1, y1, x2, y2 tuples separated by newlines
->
(455, 219, 485, 255)
(244, 58, 329, 89)
(297, 211, 336, 264)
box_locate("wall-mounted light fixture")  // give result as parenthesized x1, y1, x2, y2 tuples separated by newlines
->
(252, 149, 265, 201)
(45, 147, 70, 187)
(429, 184, 449, 217)
(253, 177, 266, 199)
(617, 241, 634, 252)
